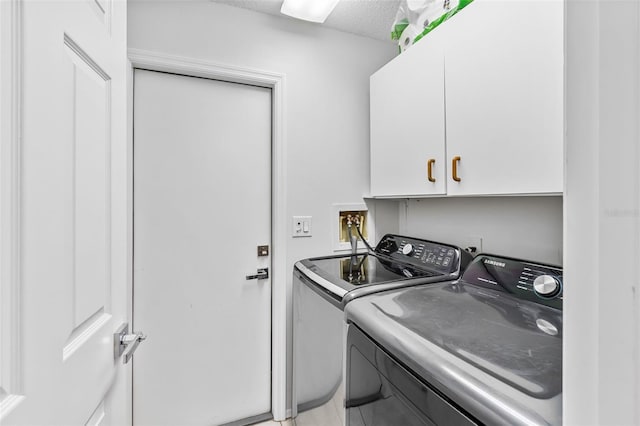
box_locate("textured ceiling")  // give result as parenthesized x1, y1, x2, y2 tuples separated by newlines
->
(210, 0, 401, 42)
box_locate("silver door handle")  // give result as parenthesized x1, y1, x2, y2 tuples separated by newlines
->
(246, 267, 269, 280)
(114, 322, 147, 364)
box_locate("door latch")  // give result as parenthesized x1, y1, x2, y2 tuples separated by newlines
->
(114, 323, 147, 364)
(246, 267, 269, 280)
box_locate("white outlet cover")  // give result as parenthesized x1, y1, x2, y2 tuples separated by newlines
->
(462, 236, 483, 254)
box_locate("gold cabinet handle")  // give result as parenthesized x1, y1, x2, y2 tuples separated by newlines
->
(427, 159, 436, 182)
(452, 156, 461, 182)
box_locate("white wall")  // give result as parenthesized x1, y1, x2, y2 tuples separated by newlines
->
(565, 1, 640, 424)
(128, 0, 396, 417)
(398, 197, 563, 265)
(367, 199, 400, 237)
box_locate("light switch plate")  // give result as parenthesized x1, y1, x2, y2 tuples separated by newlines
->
(292, 216, 312, 238)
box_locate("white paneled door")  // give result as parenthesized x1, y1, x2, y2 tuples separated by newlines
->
(133, 70, 272, 425)
(0, 0, 130, 425)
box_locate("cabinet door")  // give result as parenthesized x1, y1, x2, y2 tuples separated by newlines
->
(444, 0, 563, 195)
(370, 30, 446, 197)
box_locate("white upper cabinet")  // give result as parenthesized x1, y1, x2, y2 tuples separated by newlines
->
(370, 28, 447, 197)
(444, 0, 563, 195)
(369, 0, 563, 197)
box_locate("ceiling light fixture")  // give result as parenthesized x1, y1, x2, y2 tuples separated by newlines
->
(280, 0, 340, 23)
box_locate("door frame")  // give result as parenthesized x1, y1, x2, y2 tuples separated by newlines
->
(0, 0, 24, 416)
(127, 49, 288, 421)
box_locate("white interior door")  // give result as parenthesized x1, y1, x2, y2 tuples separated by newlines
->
(0, 0, 130, 425)
(133, 69, 272, 426)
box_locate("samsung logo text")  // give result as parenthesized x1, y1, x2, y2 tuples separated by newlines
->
(484, 259, 506, 268)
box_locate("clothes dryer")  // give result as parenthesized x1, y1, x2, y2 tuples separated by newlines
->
(345, 254, 563, 425)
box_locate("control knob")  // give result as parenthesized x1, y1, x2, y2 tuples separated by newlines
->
(402, 244, 415, 256)
(533, 275, 561, 298)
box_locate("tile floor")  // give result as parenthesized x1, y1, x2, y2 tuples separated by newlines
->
(252, 420, 294, 426)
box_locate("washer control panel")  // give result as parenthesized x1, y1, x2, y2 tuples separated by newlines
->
(375, 234, 469, 275)
(462, 254, 563, 310)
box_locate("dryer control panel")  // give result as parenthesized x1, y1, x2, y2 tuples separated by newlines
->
(375, 234, 472, 276)
(461, 254, 563, 310)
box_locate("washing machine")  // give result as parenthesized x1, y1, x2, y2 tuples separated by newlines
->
(345, 253, 563, 425)
(292, 234, 473, 425)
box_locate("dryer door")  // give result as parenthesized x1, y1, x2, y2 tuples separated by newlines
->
(346, 324, 477, 426)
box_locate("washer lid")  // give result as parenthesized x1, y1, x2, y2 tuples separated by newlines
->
(346, 282, 562, 425)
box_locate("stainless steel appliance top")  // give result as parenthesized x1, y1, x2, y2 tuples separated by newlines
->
(294, 234, 472, 308)
(345, 254, 563, 425)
